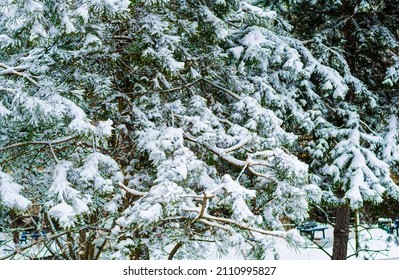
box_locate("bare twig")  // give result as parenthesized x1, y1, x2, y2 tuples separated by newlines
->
(45, 214, 70, 260)
(301, 39, 314, 45)
(305, 237, 332, 258)
(346, 248, 390, 259)
(201, 78, 241, 100)
(160, 79, 202, 93)
(237, 161, 249, 181)
(0, 230, 69, 260)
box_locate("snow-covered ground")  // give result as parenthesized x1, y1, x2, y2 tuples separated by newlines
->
(207, 225, 399, 260)
(2, 225, 399, 260)
(275, 225, 399, 260)
(0, 232, 58, 260)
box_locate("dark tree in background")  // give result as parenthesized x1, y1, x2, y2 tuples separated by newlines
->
(266, 0, 399, 259)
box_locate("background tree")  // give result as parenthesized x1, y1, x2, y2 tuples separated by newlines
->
(265, 0, 399, 259)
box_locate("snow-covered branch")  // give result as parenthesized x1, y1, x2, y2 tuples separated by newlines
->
(201, 78, 241, 100)
(117, 182, 148, 196)
(160, 78, 241, 100)
(0, 87, 16, 94)
(0, 63, 39, 87)
(182, 132, 276, 182)
(222, 137, 250, 155)
(182, 206, 286, 238)
(160, 78, 202, 93)
(0, 136, 79, 152)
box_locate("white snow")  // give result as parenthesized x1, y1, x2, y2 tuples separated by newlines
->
(138, 203, 163, 222)
(229, 46, 244, 60)
(205, 225, 399, 260)
(275, 226, 399, 260)
(68, 118, 96, 134)
(96, 119, 114, 137)
(49, 201, 75, 227)
(62, 13, 75, 34)
(26, 0, 43, 12)
(242, 30, 268, 46)
(220, 175, 256, 222)
(83, 33, 102, 47)
(76, 5, 89, 23)
(0, 171, 31, 210)
(50, 163, 78, 198)
(0, 102, 11, 116)
(240, 2, 276, 19)
(383, 115, 399, 163)
(346, 169, 364, 208)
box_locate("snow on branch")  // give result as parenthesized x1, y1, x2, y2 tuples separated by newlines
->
(182, 205, 287, 239)
(0, 171, 31, 210)
(160, 78, 241, 100)
(182, 131, 276, 182)
(117, 182, 148, 196)
(0, 135, 79, 152)
(0, 63, 39, 87)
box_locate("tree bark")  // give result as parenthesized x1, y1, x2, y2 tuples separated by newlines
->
(354, 209, 360, 258)
(332, 204, 351, 260)
(9, 210, 20, 244)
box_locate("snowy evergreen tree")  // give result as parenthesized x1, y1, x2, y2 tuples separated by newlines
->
(0, 0, 321, 260)
(1, 0, 398, 260)
(106, 0, 322, 260)
(264, 0, 399, 259)
(0, 0, 130, 259)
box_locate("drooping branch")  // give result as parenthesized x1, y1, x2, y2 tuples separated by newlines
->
(160, 78, 241, 101)
(0, 135, 79, 152)
(222, 137, 250, 155)
(247, 166, 275, 181)
(197, 218, 234, 233)
(201, 78, 241, 100)
(203, 213, 286, 238)
(183, 206, 286, 239)
(160, 78, 202, 93)
(0, 63, 39, 87)
(182, 132, 276, 182)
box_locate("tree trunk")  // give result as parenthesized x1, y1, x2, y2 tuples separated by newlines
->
(9, 210, 20, 245)
(354, 209, 360, 258)
(332, 204, 351, 260)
